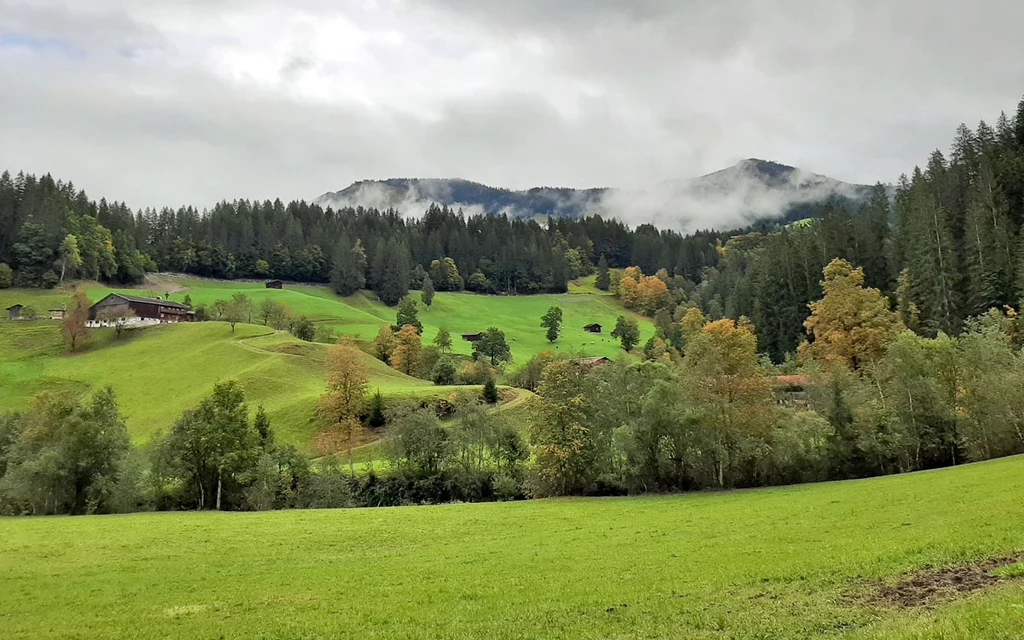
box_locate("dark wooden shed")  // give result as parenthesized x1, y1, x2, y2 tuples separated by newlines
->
(265, 280, 283, 289)
(583, 323, 602, 333)
(6, 304, 24, 320)
(461, 332, 483, 342)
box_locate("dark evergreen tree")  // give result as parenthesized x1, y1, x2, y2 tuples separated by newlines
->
(394, 296, 422, 333)
(330, 237, 367, 296)
(376, 238, 410, 306)
(421, 275, 435, 308)
(595, 253, 610, 290)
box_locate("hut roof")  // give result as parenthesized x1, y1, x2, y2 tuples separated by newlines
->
(97, 293, 189, 309)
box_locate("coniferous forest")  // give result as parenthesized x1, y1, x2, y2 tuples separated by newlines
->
(2, 97, 1024, 364)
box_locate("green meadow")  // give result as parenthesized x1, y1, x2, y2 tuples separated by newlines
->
(0, 319, 463, 449)
(1, 275, 650, 359)
(1, 455, 1022, 639)
(0, 277, 648, 448)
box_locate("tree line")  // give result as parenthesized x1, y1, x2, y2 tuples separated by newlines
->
(5, 256, 1023, 514)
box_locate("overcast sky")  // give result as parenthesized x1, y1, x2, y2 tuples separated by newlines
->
(2, 0, 1023, 210)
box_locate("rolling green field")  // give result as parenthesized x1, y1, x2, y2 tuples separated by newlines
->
(1, 274, 651, 361)
(1, 456, 1022, 639)
(0, 276, 640, 448)
(0, 319, 464, 449)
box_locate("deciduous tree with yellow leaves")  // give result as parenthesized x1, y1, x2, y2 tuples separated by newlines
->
(317, 338, 369, 476)
(391, 324, 423, 376)
(801, 259, 903, 371)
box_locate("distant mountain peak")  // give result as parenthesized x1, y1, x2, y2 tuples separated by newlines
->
(314, 161, 877, 232)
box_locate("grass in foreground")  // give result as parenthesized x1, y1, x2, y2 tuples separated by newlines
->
(1, 456, 1022, 639)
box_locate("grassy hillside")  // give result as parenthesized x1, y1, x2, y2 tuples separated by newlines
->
(0, 275, 650, 361)
(1, 456, 1022, 639)
(0, 276, 638, 447)
(0, 319, 464, 449)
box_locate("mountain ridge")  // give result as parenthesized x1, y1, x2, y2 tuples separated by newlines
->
(314, 159, 878, 230)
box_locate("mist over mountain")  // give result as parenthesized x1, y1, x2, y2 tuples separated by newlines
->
(314, 159, 878, 231)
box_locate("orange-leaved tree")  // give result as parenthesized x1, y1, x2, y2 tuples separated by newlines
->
(62, 290, 90, 352)
(801, 258, 903, 371)
(317, 338, 369, 476)
(391, 324, 423, 376)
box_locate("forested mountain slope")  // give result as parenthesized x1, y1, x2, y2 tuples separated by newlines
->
(314, 158, 874, 229)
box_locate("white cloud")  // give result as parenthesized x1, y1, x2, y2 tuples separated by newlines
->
(0, 0, 1022, 220)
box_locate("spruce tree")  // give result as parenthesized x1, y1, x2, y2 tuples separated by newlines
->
(376, 238, 410, 306)
(394, 296, 422, 333)
(330, 237, 366, 296)
(421, 275, 435, 308)
(595, 254, 610, 290)
(898, 168, 959, 335)
(964, 157, 1014, 312)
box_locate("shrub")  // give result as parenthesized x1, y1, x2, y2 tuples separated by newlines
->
(493, 473, 522, 501)
(0, 263, 11, 289)
(293, 460, 355, 509)
(291, 316, 315, 341)
(482, 378, 499, 404)
(458, 360, 495, 385)
(431, 357, 458, 385)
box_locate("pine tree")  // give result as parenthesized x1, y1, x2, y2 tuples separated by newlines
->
(330, 237, 366, 296)
(482, 377, 499, 404)
(421, 275, 435, 308)
(595, 254, 610, 291)
(376, 238, 410, 306)
(965, 157, 1014, 312)
(898, 168, 959, 335)
(394, 296, 422, 333)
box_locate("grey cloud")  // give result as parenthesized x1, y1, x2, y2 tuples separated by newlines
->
(1, 0, 1022, 228)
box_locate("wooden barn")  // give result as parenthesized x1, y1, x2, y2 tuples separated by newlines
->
(575, 356, 612, 367)
(6, 304, 23, 320)
(461, 332, 483, 342)
(88, 293, 194, 324)
(265, 280, 283, 289)
(50, 307, 66, 320)
(583, 323, 602, 333)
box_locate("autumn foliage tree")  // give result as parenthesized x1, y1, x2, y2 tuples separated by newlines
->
(682, 317, 773, 487)
(373, 325, 396, 364)
(635, 275, 669, 315)
(62, 290, 90, 352)
(529, 360, 598, 495)
(391, 324, 423, 376)
(317, 338, 369, 476)
(801, 259, 903, 371)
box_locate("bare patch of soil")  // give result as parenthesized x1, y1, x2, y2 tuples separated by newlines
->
(140, 274, 189, 294)
(870, 555, 1023, 608)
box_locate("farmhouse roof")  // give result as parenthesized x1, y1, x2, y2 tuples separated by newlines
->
(575, 356, 612, 366)
(99, 293, 189, 309)
(775, 375, 808, 385)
